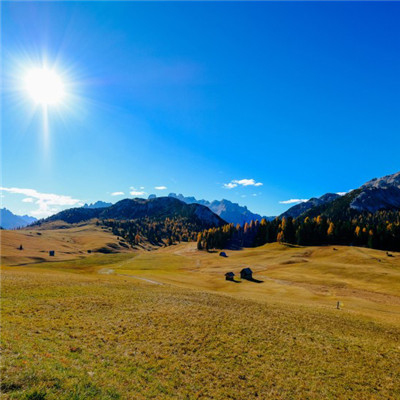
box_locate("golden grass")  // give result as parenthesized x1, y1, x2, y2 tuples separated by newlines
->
(1, 267, 399, 399)
(0, 222, 132, 266)
(2, 231, 400, 398)
(109, 242, 400, 325)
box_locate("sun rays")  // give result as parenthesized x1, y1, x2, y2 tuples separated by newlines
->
(25, 67, 65, 105)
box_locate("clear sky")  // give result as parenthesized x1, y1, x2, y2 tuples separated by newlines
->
(2, 1, 400, 218)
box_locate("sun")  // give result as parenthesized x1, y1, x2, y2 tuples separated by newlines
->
(25, 68, 65, 105)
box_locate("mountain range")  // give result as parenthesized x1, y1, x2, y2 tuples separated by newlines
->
(280, 193, 341, 218)
(283, 171, 400, 220)
(0, 208, 37, 229)
(82, 195, 272, 225)
(350, 172, 400, 213)
(38, 197, 225, 228)
(3, 171, 400, 231)
(150, 193, 274, 225)
(82, 171, 400, 224)
(82, 201, 113, 209)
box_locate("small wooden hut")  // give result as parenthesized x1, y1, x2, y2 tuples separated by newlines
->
(240, 267, 253, 280)
(225, 272, 235, 281)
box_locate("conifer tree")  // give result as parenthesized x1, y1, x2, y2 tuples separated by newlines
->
(327, 222, 335, 237)
(197, 233, 203, 250)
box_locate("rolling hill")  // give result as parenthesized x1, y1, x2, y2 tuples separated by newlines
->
(0, 221, 132, 265)
(2, 180, 400, 398)
(2, 240, 399, 399)
(36, 197, 225, 227)
(31, 197, 226, 248)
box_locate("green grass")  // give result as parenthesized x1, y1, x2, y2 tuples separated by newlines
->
(1, 267, 400, 399)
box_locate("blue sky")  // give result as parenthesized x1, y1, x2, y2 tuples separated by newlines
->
(2, 1, 400, 218)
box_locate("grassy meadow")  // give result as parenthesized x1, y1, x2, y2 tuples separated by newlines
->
(1, 228, 400, 399)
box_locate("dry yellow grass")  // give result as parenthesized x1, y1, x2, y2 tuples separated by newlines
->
(0, 222, 132, 266)
(111, 242, 400, 325)
(1, 228, 400, 399)
(2, 267, 400, 399)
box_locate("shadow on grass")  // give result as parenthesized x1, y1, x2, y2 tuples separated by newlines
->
(242, 277, 264, 283)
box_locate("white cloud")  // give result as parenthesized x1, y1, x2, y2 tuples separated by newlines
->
(223, 178, 263, 189)
(111, 191, 124, 196)
(22, 197, 34, 203)
(337, 190, 352, 196)
(154, 186, 167, 190)
(130, 190, 146, 196)
(129, 186, 146, 197)
(0, 186, 82, 218)
(279, 199, 309, 205)
(223, 182, 238, 189)
(235, 179, 263, 187)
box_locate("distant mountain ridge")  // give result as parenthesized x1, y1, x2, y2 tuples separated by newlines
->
(37, 197, 225, 228)
(350, 172, 400, 213)
(149, 193, 274, 225)
(0, 208, 37, 229)
(82, 201, 113, 209)
(280, 193, 340, 218)
(289, 171, 400, 220)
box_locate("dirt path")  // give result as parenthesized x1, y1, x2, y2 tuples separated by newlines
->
(117, 274, 162, 285)
(98, 267, 162, 285)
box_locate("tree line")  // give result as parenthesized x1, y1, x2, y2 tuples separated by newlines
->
(198, 210, 400, 252)
(102, 217, 203, 247)
(100, 209, 400, 252)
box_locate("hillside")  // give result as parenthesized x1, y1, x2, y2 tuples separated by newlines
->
(0, 222, 132, 266)
(97, 241, 400, 323)
(29, 197, 226, 249)
(36, 197, 225, 228)
(3, 234, 399, 324)
(1, 241, 399, 398)
(284, 171, 400, 220)
(351, 171, 400, 212)
(300, 182, 400, 221)
(280, 193, 340, 218)
(302, 189, 362, 219)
